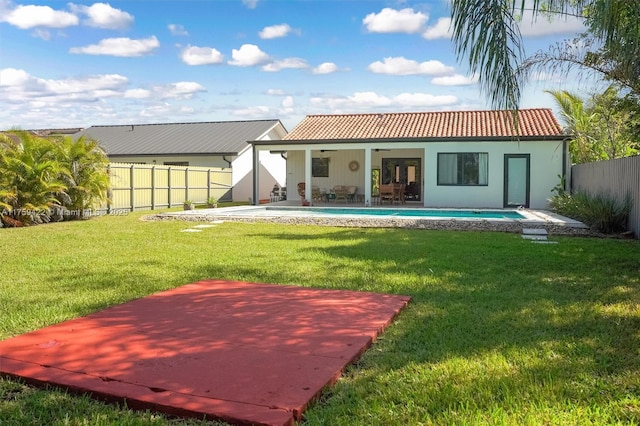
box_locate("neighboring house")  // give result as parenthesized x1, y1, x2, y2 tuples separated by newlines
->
(76, 120, 287, 202)
(250, 109, 568, 209)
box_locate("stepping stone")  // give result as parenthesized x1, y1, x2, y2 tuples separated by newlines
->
(193, 224, 215, 228)
(522, 234, 547, 240)
(210, 220, 224, 224)
(180, 229, 202, 233)
(532, 240, 558, 244)
(522, 228, 548, 241)
(522, 228, 548, 236)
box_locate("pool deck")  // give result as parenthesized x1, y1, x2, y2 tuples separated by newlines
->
(162, 200, 588, 231)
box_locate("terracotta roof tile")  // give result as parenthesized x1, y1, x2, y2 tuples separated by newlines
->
(284, 109, 563, 140)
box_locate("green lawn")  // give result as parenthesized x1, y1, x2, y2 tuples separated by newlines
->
(1, 211, 639, 425)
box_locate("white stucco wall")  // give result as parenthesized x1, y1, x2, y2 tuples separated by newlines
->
(283, 140, 565, 209)
(423, 140, 565, 209)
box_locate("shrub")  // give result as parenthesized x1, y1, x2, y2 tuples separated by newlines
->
(0, 132, 110, 225)
(550, 189, 632, 233)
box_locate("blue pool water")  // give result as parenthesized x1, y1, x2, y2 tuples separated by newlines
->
(264, 207, 525, 220)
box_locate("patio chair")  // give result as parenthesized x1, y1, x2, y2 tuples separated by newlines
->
(393, 183, 406, 204)
(270, 184, 282, 202)
(379, 184, 394, 204)
(346, 186, 358, 203)
(333, 185, 349, 203)
(297, 182, 322, 202)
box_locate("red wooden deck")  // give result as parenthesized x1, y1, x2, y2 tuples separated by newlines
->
(0, 280, 410, 425)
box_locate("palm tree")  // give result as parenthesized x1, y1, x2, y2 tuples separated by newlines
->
(54, 135, 110, 219)
(450, 0, 640, 110)
(0, 132, 68, 224)
(547, 87, 639, 163)
(545, 89, 598, 164)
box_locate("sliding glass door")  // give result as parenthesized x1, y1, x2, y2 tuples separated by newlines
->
(382, 158, 421, 201)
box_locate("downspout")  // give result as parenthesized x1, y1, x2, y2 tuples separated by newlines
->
(563, 137, 570, 192)
(222, 156, 232, 168)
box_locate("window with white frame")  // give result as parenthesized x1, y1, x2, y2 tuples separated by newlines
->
(437, 153, 488, 186)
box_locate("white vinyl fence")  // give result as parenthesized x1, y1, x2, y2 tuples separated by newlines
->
(571, 156, 640, 238)
(105, 163, 232, 212)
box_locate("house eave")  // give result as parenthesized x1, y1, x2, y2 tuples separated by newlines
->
(108, 152, 239, 158)
(250, 135, 567, 146)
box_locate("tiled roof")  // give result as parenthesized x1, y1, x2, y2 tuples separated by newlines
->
(76, 120, 283, 156)
(284, 109, 563, 140)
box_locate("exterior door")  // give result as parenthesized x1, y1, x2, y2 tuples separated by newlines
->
(382, 158, 421, 201)
(504, 154, 530, 208)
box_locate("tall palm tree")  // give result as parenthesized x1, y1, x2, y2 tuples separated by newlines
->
(54, 135, 110, 219)
(450, 0, 640, 110)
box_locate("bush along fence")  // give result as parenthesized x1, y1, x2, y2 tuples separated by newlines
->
(571, 155, 640, 238)
(104, 163, 232, 212)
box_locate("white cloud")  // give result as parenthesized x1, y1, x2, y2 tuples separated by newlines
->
(168, 24, 188, 36)
(368, 57, 454, 76)
(0, 68, 34, 87)
(281, 95, 294, 109)
(279, 95, 295, 115)
(232, 105, 272, 118)
(228, 44, 270, 67)
(0, 67, 211, 128)
(2, 4, 78, 29)
(70, 2, 134, 29)
(124, 89, 151, 99)
(259, 23, 292, 39)
(393, 93, 458, 107)
(69, 36, 160, 57)
(242, 0, 258, 9)
(422, 17, 451, 40)
(266, 89, 287, 96)
(363, 8, 427, 34)
(518, 10, 586, 37)
(312, 62, 338, 75)
(310, 91, 458, 110)
(0, 68, 128, 102)
(33, 28, 51, 40)
(181, 45, 224, 65)
(262, 57, 308, 72)
(431, 74, 478, 86)
(157, 82, 206, 99)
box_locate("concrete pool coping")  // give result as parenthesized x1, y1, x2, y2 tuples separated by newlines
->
(150, 202, 591, 235)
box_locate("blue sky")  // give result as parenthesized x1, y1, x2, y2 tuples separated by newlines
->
(0, 0, 590, 131)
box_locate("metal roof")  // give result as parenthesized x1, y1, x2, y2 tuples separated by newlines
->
(283, 109, 564, 141)
(75, 120, 284, 156)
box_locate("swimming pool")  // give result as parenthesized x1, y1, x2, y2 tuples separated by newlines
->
(207, 206, 527, 220)
(272, 207, 525, 219)
(266, 207, 524, 219)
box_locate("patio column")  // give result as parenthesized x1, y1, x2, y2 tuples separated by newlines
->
(304, 148, 312, 202)
(252, 144, 259, 206)
(364, 148, 372, 206)
(423, 146, 428, 207)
